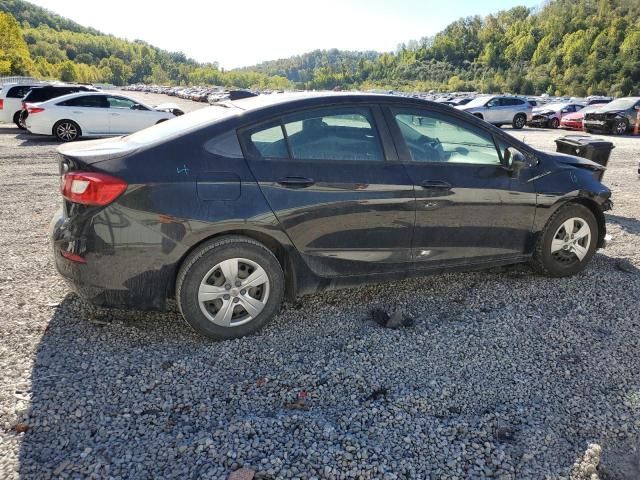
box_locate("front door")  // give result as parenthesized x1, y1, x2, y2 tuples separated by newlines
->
(384, 105, 537, 267)
(106, 96, 151, 134)
(240, 105, 415, 277)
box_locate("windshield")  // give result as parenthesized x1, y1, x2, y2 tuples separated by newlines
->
(124, 104, 241, 145)
(462, 96, 490, 108)
(603, 98, 638, 110)
(538, 103, 566, 111)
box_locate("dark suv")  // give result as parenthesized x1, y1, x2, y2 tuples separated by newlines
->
(18, 84, 98, 129)
(583, 97, 640, 135)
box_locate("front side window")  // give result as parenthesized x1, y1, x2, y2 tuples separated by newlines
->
(244, 107, 384, 162)
(108, 96, 137, 109)
(392, 109, 501, 165)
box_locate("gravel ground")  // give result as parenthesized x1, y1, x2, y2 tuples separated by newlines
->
(1, 91, 640, 479)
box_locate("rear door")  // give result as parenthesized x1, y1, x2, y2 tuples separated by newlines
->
(239, 104, 415, 277)
(56, 95, 110, 134)
(384, 105, 537, 267)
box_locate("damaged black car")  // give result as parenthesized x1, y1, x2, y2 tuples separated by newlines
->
(583, 97, 640, 135)
(51, 93, 613, 340)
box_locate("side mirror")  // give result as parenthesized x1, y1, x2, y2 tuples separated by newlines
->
(131, 103, 142, 110)
(505, 147, 536, 175)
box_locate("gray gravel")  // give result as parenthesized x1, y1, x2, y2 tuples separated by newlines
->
(1, 92, 640, 479)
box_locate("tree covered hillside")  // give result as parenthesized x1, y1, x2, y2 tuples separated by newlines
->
(244, 0, 640, 96)
(0, 0, 292, 88)
(1, 0, 639, 95)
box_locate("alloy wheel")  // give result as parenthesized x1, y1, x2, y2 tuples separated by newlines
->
(514, 115, 525, 128)
(198, 258, 270, 327)
(550, 217, 591, 264)
(56, 122, 78, 141)
(614, 120, 627, 135)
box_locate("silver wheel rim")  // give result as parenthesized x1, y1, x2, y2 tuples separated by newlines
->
(550, 217, 591, 264)
(515, 116, 525, 128)
(57, 122, 77, 141)
(615, 121, 626, 134)
(198, 258, 270, 327)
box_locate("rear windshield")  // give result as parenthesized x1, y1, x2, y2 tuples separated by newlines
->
(7, 85, 36, 98)
(124, 104, 241, 146)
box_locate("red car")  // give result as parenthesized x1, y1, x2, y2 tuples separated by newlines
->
(560, 105, 603, 130)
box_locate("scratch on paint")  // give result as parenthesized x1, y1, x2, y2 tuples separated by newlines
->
(177, 165, 190, 175)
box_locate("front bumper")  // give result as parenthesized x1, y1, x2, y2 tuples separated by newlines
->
(528, 115, 553, 127)
(583, 119, 612, 132)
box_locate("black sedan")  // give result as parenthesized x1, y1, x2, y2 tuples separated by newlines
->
(584, 97, 640, 135)
(52, 93, 612, 339)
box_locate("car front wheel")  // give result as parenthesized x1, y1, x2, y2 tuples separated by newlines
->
(550, 118, 560, 129)
(532, 203, 598, 277)
(176, 236, 285, 340)
(613, 118, 628, 135)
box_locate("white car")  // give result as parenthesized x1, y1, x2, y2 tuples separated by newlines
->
(25, 92, 178, 141)
(0, 82, 45, 127)
(528, 102, 586, 129)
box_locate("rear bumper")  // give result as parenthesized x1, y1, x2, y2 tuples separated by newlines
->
(51, 208, 173, 310)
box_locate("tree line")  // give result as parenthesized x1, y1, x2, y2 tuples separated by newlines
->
(1, 0, 639, 96)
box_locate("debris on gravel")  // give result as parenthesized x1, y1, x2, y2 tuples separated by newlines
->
(1, 92, 640, 479)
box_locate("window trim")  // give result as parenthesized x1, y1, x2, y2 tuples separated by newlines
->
(383, 105, 506, 167)
(237, 104, 393, 163)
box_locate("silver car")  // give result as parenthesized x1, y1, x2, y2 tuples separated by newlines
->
(456, 95, 532, 129)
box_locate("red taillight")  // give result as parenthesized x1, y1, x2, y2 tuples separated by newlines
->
(27, 106, 44, 114)
(60, 250, 86, 264)
(61, 171, 128, 206)
(0, 99, 3, 110)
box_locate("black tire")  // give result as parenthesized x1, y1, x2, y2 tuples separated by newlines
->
(531, 203, 598, 277)
(13, 111, 26, 130)
(584, 128, 593, 134)
(512, 113, 526, 129)
(53, 120, 81, 142)
(176, 236, 285, 340)
(550, 117, 560, 129)
(613, 118, 628, 135)
(18, 111, 27, 129)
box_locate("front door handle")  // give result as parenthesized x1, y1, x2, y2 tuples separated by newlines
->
(420, 180, 452, 189)
(277, 176, 315, 188)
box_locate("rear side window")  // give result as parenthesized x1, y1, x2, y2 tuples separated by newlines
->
(244, 106, 384, 162)
(249, 125, 288, 159)
(57, 95, 108, 108)
(7, 85, 34, 98)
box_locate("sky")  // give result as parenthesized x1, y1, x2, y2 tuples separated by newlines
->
(28, 0, 541, 69)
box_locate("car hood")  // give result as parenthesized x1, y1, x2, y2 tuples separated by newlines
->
(543, 151, 604, 171)
(58, 137, 137, 164)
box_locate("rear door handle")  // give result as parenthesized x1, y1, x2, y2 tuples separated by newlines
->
(277, 176, 315, 188)
(420, 180, 452, 189)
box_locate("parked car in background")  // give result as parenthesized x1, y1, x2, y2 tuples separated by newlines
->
(560, 104, 604, 130)
(528, 102, 585, 129)
(583, 97, 640, 135)
(51, 93, 611, 340)
(456, 95, 532, 129)
(25, 92, 178, 141)
(0, 82, 45, 127)
(19, 84, 99, 129)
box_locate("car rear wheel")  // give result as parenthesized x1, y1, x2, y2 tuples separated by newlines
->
(54, 120, 81, 142)
(512, 114, 526, 129)
(613, 118, 628, 135)
(176, 236, 285, 340)
(13, 111, 26, 130)
(531, 203, 598, 277)
(18, 111, 27, 129)
(550, 117, 560, 129)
